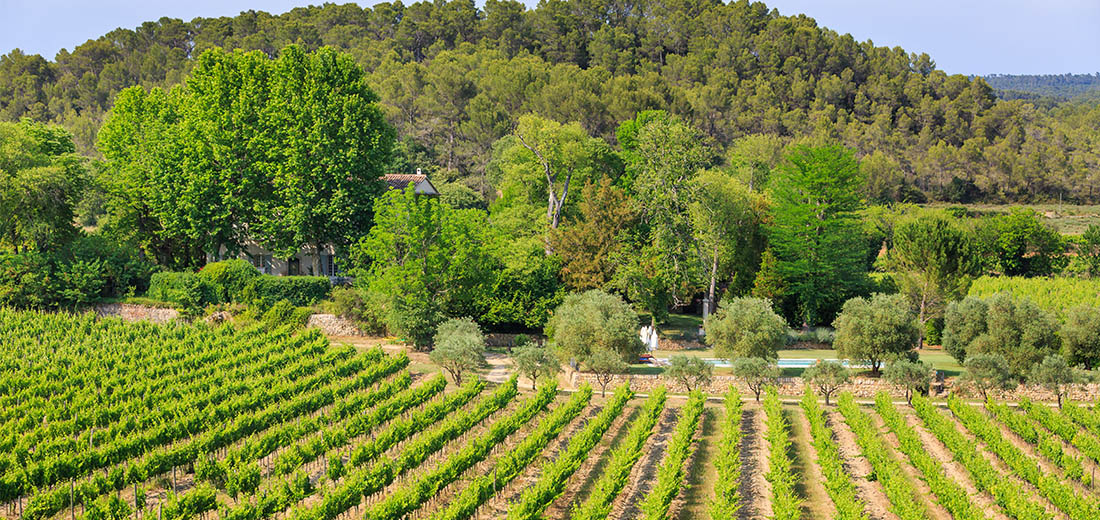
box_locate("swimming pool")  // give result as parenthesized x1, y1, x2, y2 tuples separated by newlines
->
(652, 357, 869, 368)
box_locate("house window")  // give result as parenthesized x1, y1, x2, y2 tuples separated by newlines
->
(288, 258, 301, 276)
(251, 254, 273, 274)
(321, 254, 339, 277)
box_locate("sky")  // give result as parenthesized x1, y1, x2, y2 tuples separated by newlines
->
(1, 0, 1098, 75)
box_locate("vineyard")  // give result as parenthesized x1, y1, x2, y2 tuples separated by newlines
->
(4, 308, 1100, 520)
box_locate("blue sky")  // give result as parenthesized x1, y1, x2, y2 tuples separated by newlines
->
(1, 0, 1097, 75)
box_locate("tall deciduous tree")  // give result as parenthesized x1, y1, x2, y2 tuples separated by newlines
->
(0, 120, 86, 253)
(889, 214, 980, 348)
(493, 114, 620, 253)
(253, 45, 394, 275)
(689, 170, 764, 311)
(768, 145, 868, 325)
(832, 293, 919, 376)
(99, 45, 395, 269)
(351, 186, 493, 350)
(623, 114, 718, 310)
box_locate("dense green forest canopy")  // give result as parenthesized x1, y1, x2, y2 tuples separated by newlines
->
(1, 0, 1098, 204)
(983, 73, 1100, 100)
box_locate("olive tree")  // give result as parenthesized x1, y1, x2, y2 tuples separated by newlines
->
(959, 353, 1015, 400)
(731, 357, 780, 402)
(883, 359, 931, 405)
(513, 344, 560, 390)
(1030, 354, 1084, 408)
(587, 348, 630, 397)
(942, 292, 1059, 377)
(666, 355, 714, 393)
(429, 317, 486, 384)
(546, 289, 643, 364)
(706, 296, 787, 360)
(833, 293, 919, 376)
(1062, 305, 1100, 370)
(802, 361, 850, 405)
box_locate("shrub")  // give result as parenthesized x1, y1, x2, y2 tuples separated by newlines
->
(147, 271, 217, 311)
(198, 259, 259, 303)
(322, 286, 388, 335)
(943, 292, 1060, 376)
(242, 275, 330, 306)
(259, 299, 312, 330)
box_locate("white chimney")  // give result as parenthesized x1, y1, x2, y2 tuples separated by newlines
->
(416, 168, 422, 175)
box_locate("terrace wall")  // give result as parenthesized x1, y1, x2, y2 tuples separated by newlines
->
(572, 372, 1100, 403)
(93, 303, 179, 323)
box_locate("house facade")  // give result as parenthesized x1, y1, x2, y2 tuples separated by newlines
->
(208, 172, 438, 277)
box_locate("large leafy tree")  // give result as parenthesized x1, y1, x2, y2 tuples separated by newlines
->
(489, 114, 620, 253)
(619, 113, 718, 311)
(97, 86, 202, 268)
(350, 186, 494, 350)
(768, 145, 868, 325)
(550, 178, 636, 291)
(253, 45, 395, 275)
(689, 169, 764, 309)
(99, 45, 394, 269)
(832, 293, 919, 375)
(975, 209, 1067, 277)
(889, 213, 980, 347)
(0, 120, 86, 253)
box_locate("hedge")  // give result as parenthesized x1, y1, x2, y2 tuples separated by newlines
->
(147, 272, 217, 310)
(242, 276, 331, 306)
(198, 260, 259, 303)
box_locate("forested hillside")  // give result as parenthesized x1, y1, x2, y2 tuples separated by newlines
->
(1, 0, 1099, 204)
(984, 73, 1100, 100)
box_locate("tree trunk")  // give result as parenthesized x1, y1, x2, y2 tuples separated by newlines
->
(312, 243, 323, 276)
(708, 245, 718, 315)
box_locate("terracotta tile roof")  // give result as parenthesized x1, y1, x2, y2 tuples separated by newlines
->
(382, 173, 427, 190)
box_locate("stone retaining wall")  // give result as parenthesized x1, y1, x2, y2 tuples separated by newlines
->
(93, 303, 179, 323)
(572, 372, 1100, 403)
(305, 313, 365, 336)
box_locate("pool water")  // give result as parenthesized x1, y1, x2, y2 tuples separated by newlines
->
(652, 357, 869, 368)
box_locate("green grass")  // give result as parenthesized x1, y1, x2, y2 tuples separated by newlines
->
(637, 312, 704, 339)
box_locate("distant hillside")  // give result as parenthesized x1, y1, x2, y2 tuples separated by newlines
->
(983, 73, 1100, 99)
(1, 1, 1099, 204)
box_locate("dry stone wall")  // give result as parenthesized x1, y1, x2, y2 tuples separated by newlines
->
(305, 313, 364, 336)
(93, 303, 179, 323)
(571, 372, 1100, 403)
